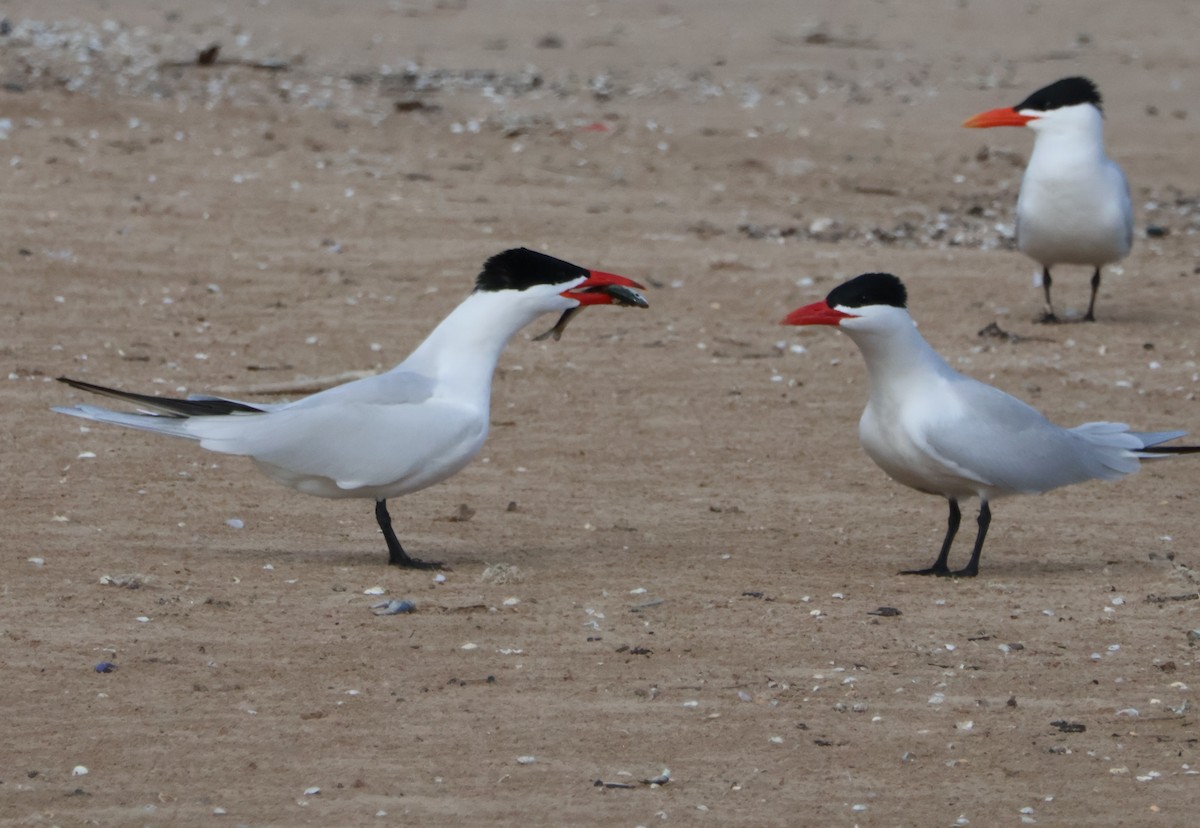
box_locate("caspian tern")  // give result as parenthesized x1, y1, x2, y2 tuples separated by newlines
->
(55, 248, 648, 568)
(783, 272, 1197, 577)
(963, 76, 1132, 323)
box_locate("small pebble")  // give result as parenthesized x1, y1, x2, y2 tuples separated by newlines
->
(72, 765, 88, 776)
(304, 786, 320, 796)
(372, 599, 415, 616)
(516, 755, 537, 765)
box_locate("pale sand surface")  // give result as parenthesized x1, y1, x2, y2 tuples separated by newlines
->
(3, 1, 1199, 824)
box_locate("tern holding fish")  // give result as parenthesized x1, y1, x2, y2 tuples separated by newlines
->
(55, 248, 648, 568)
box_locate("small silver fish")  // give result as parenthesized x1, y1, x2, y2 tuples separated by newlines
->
(533, 284, 649, 341)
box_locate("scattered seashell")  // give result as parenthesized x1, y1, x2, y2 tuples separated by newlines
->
(480, 563, 523, 584)
(642, 768, 671, 786)
(100, 574, 142, 588)
(372, 599, 415, 615)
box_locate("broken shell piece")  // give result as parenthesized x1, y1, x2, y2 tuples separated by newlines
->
(372, 599, 415, 615)
(642, 768, 671, 786)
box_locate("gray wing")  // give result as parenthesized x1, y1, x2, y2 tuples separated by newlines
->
(280, 368, 437, 410)
(924, 377, 1135, 495)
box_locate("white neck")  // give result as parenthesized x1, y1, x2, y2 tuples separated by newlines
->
(396, 290, 550, 402)
(841, 313, 956, 395)
(1027, 105, 1108, 169)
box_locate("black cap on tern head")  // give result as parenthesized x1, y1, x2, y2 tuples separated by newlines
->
(475, 248, 588, 293)
(827, 273, 908, 310)
(1015, 77, 1103, 114)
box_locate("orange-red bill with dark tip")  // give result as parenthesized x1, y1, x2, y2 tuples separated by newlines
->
(782, 301, 854, 327)
(565, 271, 647, 305)
(962, 107, 1037, 129)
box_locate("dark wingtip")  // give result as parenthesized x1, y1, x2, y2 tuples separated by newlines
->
(57, 376, 266, 416)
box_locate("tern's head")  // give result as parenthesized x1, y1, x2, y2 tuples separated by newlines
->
(474, 248, 648, 340)
(782, 272, 911, 332)
(962, 76, 1104, 135)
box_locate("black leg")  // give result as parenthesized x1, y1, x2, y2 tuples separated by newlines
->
(375, 499, 445, 569)
(901, 499, 960, 576)
(1083, 267, 1101, 322)
(951, 501, 991, 578)
(1036, 267, 1059, 324)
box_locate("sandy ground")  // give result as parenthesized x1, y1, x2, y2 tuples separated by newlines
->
(3, 1, 1200, 825)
